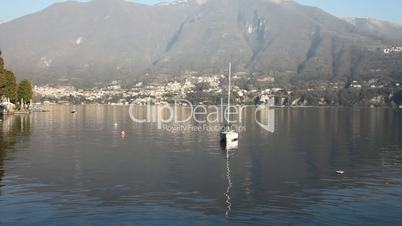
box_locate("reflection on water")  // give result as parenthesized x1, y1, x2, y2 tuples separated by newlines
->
(0, 106, 402, 225)
(225, 152, 232, 218)
(220, 140, 238, 218)
(0, 115, 31, 191)
(222, 141, 238, 218)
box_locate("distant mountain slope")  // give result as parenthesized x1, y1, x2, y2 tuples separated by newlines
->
(344, 17, 402, 45)
(0, 0, 401, 84)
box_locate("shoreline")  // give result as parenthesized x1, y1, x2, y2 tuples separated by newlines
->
(31, 103, 402, 110)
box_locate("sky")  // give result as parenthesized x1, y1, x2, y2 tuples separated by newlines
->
(1, 0, 402, 24)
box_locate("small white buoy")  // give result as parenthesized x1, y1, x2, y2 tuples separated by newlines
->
(114, 123, 118, 127)
(120, 130, 126, 137)
(336, 170, 345, 175)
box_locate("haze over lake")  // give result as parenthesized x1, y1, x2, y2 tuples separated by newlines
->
(1, 105, 401, 225)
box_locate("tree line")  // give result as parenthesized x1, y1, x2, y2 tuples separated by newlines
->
(0, 51, 33, 107)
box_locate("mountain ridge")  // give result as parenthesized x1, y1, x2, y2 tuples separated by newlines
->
(0, 0, 401, 85)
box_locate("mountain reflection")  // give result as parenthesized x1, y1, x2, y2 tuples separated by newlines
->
(0, 106, 401, 224)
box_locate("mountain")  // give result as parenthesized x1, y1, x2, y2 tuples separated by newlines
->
(0, 0, 401, 85)
(344, 17, 402, 45)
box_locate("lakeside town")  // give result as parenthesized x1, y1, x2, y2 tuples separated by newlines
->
(33, 75, 402, 108)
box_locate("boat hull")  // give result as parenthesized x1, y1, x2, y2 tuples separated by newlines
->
(220, 131, 239, 142)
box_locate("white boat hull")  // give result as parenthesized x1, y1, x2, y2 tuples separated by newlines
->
(225, 140, 238, 150)
(220, 131, 239, 142)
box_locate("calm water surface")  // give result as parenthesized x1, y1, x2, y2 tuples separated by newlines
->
(0, 106, 402, 225)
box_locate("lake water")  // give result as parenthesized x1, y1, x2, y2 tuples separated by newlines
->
(1, 105, 402, 225)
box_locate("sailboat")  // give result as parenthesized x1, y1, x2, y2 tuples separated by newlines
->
(220, 63, 239, 142)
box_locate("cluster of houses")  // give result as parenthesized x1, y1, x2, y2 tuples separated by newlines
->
(30, 75, 402, 107)
(349, 80, 400, 89)
(0, 97, 33, 115)
(34, 77, 227, 105)
(384, 46, 402, 54)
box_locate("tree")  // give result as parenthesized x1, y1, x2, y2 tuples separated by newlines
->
(0, 57, 4, 74)
(0, 55, 5, 96)
(0, 70, 5, 96)
(3, 69, 17, 102)
(0, 49, 4, 73)
(339, 88, 361, 106)
(18, 79, 33, 104)
(0, 53, 19, 102)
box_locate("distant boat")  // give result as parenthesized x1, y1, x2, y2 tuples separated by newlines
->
(220, 128, 239, 142)
(220, 63, 239, 142)
(32, 108, 49, 112)
(336, 170, 345, 175)
(71, 110, 77, 114)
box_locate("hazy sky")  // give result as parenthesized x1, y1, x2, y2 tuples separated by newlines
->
(1, 0, 402, 24)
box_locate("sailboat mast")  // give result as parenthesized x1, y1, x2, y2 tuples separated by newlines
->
(227, 62, 232, 111)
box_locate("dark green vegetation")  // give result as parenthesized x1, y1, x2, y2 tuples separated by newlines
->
(1, 70, 17, 103)
(0, 52, 33, 105)
(0, 54, 17, 101)
(17, 80, 33, 104)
